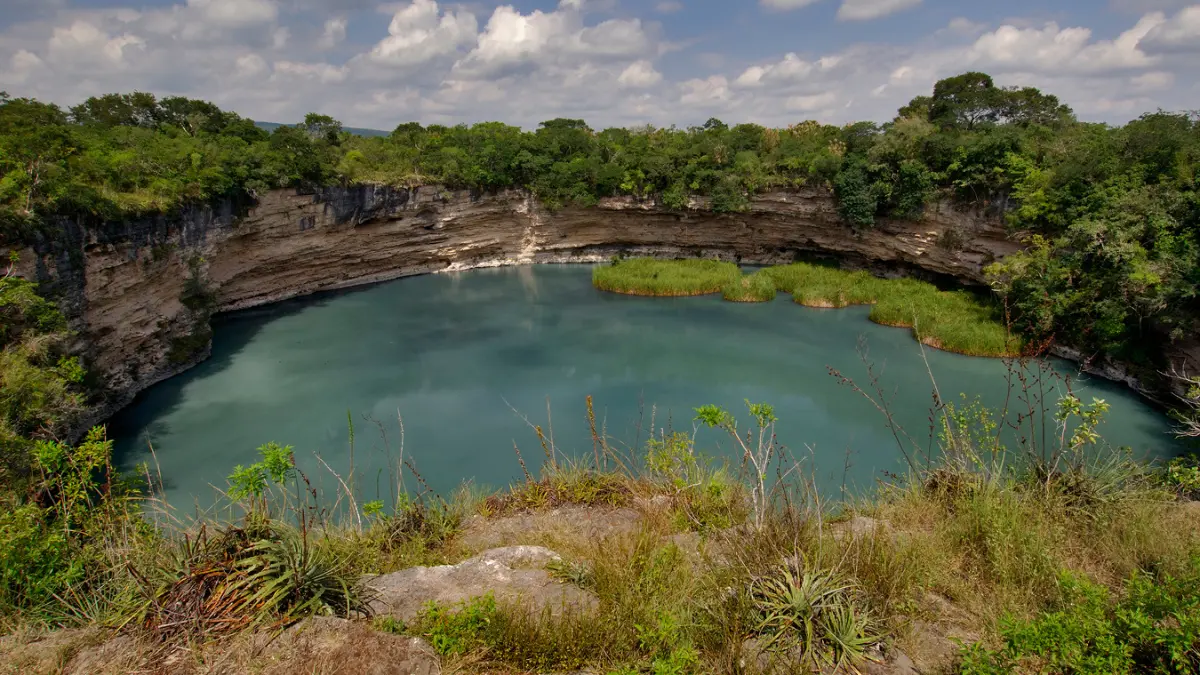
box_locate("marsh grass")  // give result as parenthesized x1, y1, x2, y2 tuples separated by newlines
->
(592, 258, 739, 296)
(762, 262, 1021, 357)
(722, 271, 777, 302)
(593, 259, 1020, 356)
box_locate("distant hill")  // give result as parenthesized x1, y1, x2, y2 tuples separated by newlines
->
(254, 121, 390, 138)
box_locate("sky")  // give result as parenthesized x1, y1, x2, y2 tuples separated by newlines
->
(0, 0, 1197, 130)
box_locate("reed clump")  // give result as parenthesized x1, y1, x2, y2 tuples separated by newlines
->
(764, 262, 1020, 357)
(721, 271, 777, 303)
(592, 258, 739, 297)
(593, 259, 1020, 357)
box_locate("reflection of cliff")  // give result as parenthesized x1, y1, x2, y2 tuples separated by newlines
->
(9, 185, 1017, 425)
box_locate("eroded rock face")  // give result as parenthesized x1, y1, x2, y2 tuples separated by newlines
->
(367, 546, 598, 622)
(8, 185, 1017, 427)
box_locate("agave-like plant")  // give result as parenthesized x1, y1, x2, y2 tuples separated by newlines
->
(130, 522, 370, 641)
(820, 601, 880, 670)
(228, 525, 371, 622)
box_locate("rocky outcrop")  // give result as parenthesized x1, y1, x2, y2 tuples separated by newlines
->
(366, 546, 598, 622)
(0, 618, 442, 675)
(8, 185, 1018, 426)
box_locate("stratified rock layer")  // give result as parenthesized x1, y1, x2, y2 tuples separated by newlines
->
(10, 185, 1017, 424)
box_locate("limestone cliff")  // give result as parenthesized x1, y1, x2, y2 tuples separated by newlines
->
(10, 185, 1018, 425)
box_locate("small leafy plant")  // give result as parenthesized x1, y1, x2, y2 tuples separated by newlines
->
(959, 564, 1200, 675)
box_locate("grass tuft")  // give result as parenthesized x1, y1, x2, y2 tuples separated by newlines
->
(592, 258, 740, 297)
(722, 271, 777, 303)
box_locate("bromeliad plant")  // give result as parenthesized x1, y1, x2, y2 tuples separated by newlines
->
(751, 561, 880, 671)
(130, 520, 370, 640)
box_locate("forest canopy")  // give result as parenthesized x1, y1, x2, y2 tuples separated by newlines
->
(1, 74, 1198, 373)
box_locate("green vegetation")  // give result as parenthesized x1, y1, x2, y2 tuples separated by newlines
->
(2, 72, 1200, 672)
(2, 73, 1197, 392)
(591, 259, 1019, 357)
(721, 270, 777, 302)
(960, 565, 1200, 674)
(592, 258, 739, 296)
(765, 262, 1020, 357)
(2, 325, 1199, 673)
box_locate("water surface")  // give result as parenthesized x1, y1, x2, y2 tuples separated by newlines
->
(111, 265, 1184, 507)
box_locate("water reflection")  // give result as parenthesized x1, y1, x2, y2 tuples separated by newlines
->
(109, 265, 1185, 508)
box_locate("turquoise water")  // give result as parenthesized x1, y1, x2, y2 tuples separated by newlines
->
(110, 265, 1184, 507)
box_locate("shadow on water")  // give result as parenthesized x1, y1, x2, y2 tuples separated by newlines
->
(108, 279, 400, 473)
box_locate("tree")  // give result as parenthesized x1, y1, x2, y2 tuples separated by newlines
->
(928, 72, 1001, 130)
(998, 87, 1073, 127)
(0, 98, 74, 223)
(69, 92, 160, 128)
(157, 96, 231, 136)
(302, 113, 343, 144)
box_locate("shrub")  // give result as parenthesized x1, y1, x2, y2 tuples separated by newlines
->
(416, 593, 498, 656)
(1161, 454, 1200, 501)
(133, 522, 369, 639)
(833, 160, 878, 228)
(960, 564, 1200, 675)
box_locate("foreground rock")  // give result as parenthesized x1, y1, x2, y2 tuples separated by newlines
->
(0, 618, 440, 675)
(253, 617, 440, 675)
(368, 546, 599, 622)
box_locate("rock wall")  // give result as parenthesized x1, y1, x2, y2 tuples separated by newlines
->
(10, 185, 1019, 426)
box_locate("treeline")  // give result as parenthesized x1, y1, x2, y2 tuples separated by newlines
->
(1, 74, 1199, 370)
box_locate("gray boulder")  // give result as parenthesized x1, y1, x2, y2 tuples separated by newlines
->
(367, 546, 599, 622)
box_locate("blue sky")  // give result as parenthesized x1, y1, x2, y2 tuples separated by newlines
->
(1, 0, 1196, 129)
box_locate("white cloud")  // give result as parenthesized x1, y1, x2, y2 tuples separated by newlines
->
(734, 52, 841, 87)
(655, 1, 684, 13)
(618, 60, 663, 87)
(0, 0, 1194, 132)
(968, 14, 1160, 73)
(187, 0, 277, 28)
(785, 91, 837, 111)
(273, 60, 348, 83)
(1139, 5, 1200, 52)
(46, 21, 145, 67)
(944, 17, 986, 35)
(364, 0, 477, 68)
(318, 17, 347, 49)
(1131, 70, 1174, 90)
(759, 0, 823, 9)
(452, 2, 653, 78)
(679, 75, 731, 106)
(837, 0, 921, 21)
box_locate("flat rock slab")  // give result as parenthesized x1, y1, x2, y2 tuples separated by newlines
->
(367, 546, 599, 622)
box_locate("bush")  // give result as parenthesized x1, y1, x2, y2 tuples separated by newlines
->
(833, 160, 878, 228)
(960, 564, 1200, 675)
